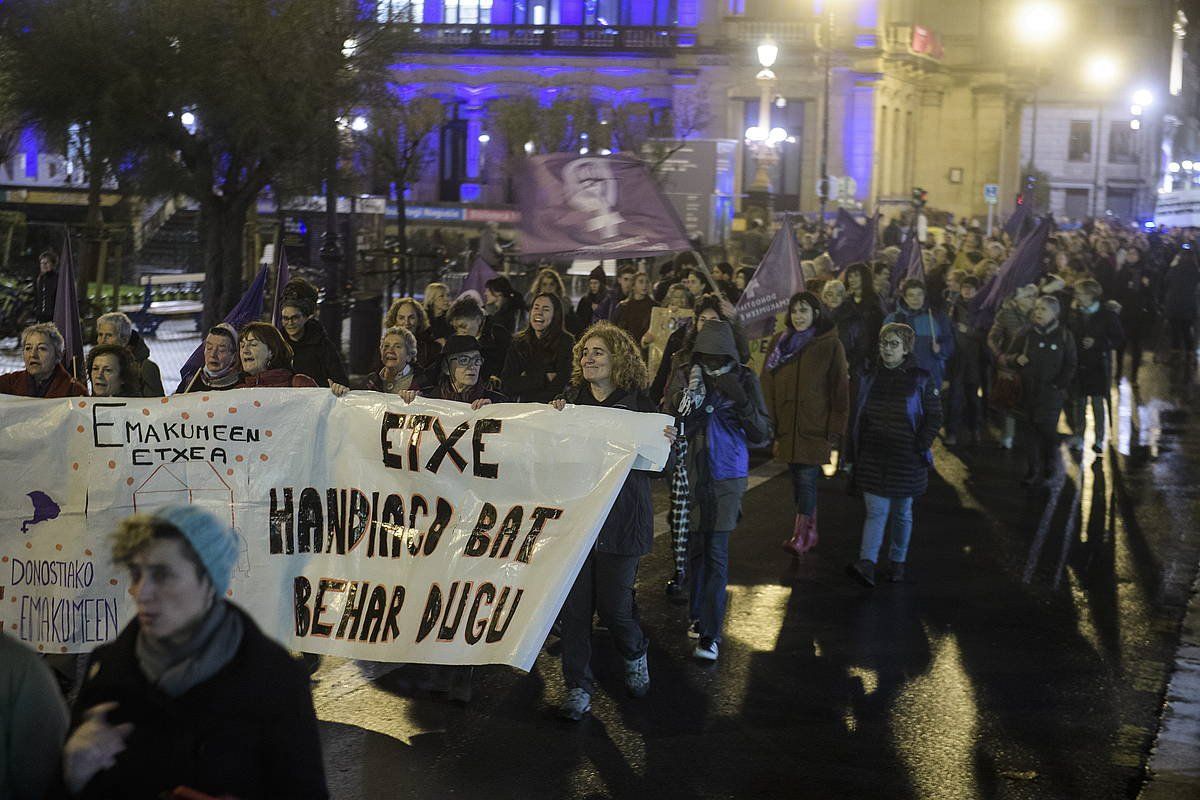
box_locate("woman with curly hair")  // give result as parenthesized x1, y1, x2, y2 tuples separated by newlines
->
(385, 296, 442, 383)
(550, 322, 677, 721)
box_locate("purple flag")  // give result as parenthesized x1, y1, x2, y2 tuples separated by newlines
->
(1003, 201, 1030, 240)
(271, 245, 290, 329)
(460, 254, 499, 301)
(516, 153, 691, 259)
(179, 264, 269, 386)
(830, 209, 878, 268)
(734, 216, 806, 340)
(890, 235, 925, 296)
(971, 217, 1052, 328)
(53, 233, 84, 380)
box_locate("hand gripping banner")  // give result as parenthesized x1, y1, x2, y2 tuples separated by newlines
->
(516, 152, 692, 259)
(0, 391, 671, 671)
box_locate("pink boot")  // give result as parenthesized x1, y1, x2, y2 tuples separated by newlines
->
(782, 514, 811, 556)
(801, 508, 820, 552)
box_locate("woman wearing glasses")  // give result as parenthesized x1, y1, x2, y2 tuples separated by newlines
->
(411, 335, 506, 410)
(844, 322, 943, 588)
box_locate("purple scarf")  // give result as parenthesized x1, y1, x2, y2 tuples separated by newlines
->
(765, 328, 817, 372)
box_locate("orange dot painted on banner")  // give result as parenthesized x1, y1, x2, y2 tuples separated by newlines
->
(201, 395, 210, 402)
(226, 468, 234, 476)
(265, 430, 273, 438)
(10, 624, 16, 631)
(141, 408, 150, 416)
(160, 397, 169, 404)
(24, 542, 31, 549)
(109, 578, 119, 586)
(126, 477, 134, 486)
(1, 556, 7, 563)
(228, 407, 237, 414)
(84, 549, 92, 556)
(235, 455, 244, 463)
(55, 543, 62, 551)
(37, 644, 43, 651)
(207, 411, 215, 418)
(77, 401, 87, 408)
(226, 589, 234, 597)
(71, 463, 79, 471)
(9, 595, 15, 603)
(253, 400, 262, 408)
(76, 425, 85, 433)
(60, 646, 68, 653)
(181, 412, 190, 420)
(259, 453, 269, 462)
(107, 461, 116, 469)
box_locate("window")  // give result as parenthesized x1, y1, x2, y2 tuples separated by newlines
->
(443, 0, 493, 24)
(1068, 121, 1092, 162)
(1109, 121, 1136, 163)
(1106, 188, 1135, 219)
(1064, 188, 1089, 219)
(377, 0, 424, 22)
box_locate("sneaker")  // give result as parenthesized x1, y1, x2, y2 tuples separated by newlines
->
(686, 619, 701, 639)
(888, 562, 906, 583)
(624, 653, 650, 698)
(846, 559, 876, 588)
(559, 688, 591, 721)
(693, 638, 719, 661)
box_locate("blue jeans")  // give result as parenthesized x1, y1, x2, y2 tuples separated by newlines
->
(688, 530, 731, 643)
(859, 493, 914, 564)
(788, 463, 821, 516)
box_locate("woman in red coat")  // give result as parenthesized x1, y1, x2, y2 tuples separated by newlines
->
(233, 322, 318, 389)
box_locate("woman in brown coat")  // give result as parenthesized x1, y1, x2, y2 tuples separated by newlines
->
(760, 291, 850, 556)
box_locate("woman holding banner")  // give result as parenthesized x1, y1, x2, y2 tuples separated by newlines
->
(87, 344, 140, 398)
(362, 327, 422, 395)
(62, 505, 327, 798)
(233, 322, 320, 389)
(760, 292, 849, 557)
(551, 322, 676, 720)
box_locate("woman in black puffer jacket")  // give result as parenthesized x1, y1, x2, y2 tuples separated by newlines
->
(845, 323, 943, 588)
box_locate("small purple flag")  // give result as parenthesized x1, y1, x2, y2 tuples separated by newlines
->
(516, 153, 691, 259)
(890, 235, 925, 296)
(735, 216, 806, 340)
(271, 245, 290, 329)
(830, 209, 878, 268)
(179, 264, 269, 386)
(53, 233, 84, 380)
(460, 254, 499, 301)
(971, 216, 1052, 328)
(1003, 201, 1030, 241)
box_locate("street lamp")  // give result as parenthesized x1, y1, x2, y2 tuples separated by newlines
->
(1015, 2, 1066, 211)
(744, 39, 784, 212)
(1084, 54, 1120, 218)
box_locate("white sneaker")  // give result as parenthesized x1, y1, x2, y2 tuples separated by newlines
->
(558, 688, 591, 720)
(624, 653, 650, 697)
(693, 638, 719, 661)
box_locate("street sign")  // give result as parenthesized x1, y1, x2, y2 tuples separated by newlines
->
(983, 183, 1000, 205)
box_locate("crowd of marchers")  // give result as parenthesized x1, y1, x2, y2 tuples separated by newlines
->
(2, 217, 1198, 798)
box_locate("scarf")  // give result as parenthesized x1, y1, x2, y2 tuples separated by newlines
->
(379, 363, 414, 394)
(136, 599, 244, 698)
(1034, 319, 1060, 336)
(765, 327, 816, 372)
(437, 377, 487, 404)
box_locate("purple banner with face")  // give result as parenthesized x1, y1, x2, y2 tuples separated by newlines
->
(516, 153, 692, 259)
(735, 217, 806, 340)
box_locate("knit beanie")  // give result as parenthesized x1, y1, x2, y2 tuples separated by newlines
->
(152, 505, 239, 595)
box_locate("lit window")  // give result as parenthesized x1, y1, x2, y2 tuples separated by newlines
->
(377, 0, 424, 23)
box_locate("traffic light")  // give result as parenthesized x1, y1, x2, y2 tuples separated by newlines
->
(911, 187, 927, 207)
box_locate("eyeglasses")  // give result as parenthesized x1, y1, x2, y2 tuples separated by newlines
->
(450, 355, 483, 367)
(281, 314, 306, 324)
(880, 339, 905, 349)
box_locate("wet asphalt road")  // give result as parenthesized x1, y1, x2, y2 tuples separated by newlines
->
(312, 362, 1200, 800)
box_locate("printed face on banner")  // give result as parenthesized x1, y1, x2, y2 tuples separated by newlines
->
(562, 158, 625, 240)
(0, 392, 670, 670)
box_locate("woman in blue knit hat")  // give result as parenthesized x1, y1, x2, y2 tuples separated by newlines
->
(62, 506, 327, 799)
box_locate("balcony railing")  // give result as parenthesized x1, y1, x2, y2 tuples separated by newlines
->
(407, 24, 695, 52)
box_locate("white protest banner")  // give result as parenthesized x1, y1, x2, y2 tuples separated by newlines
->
(0, 390, 670, 670)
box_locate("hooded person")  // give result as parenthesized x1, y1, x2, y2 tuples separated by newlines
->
(63, 506, 327, 799)
(181, 324, 242, 393)
(667, 320, 771, 661)
(883, 279, 955, 389)
(574, 265, 609, 330)
(278, 278, 349, 390)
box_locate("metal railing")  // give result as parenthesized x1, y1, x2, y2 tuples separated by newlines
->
(407, 24, 693, 52)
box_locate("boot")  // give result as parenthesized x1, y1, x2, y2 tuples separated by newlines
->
(782, 514, 810, 556)
(799, 508, 819, 552)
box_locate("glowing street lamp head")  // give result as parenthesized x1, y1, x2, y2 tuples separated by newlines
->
(350, 115, 369, 132)
(1132, 89, 1154, 108)
(1084, 54, 1120, 88)
(757, 40, 778, 68)
(1015, 2, 1066, 46)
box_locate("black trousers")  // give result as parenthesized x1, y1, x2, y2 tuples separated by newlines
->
(560, 550, 647, 695)
(1022, 418, 1061, 479)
